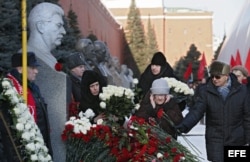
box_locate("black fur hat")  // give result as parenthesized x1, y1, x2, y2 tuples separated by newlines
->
(209, 61, 230, 75)
(151, 52, 166, 66)
(65, 52, 85, 70)
(11, 52, 40, 67)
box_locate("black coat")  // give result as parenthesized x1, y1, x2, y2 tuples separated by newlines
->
(178, 74, 250, 162)
(138, 63, 177, 98)
(28, 82, 53, 157)
(68, 72, 81, 102)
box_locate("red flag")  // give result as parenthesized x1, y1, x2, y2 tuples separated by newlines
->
(245, 48, 250, 73)
(230, 55, 236, 67)
(197, 53, 207, 80)
(183, 63, 192, 80)
(235, 49, 242, 65)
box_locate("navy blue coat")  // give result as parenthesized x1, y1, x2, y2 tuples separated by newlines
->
(179, 74, 250, 162)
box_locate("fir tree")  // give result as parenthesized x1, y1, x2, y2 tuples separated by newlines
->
(174, 44, 201, 81)
(125, 0, 146, 73)
(145, 15, 158, 61)
(0, 0, 80, 70)
(214, 35, 226, 60)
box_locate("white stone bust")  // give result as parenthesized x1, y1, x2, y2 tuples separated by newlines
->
(27, 2, 66, 68)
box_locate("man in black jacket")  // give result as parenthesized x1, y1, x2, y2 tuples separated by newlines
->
(176, 61, 250, 162)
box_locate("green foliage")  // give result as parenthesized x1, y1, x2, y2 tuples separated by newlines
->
(214, 35, 226, 60)
(174, 44, 202, 81)
(125, 0, 147, 73)
(0, 0, 80, 70)
(145, 15, 158, 62)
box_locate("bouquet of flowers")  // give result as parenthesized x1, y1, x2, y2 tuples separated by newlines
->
(61, 109, 116, 162)
(61, 111, 200, 162)
(99, 85, 136, 121)
(163, 77, 194, 104)
(163, 77, 194, 96)
(0, 78, 52, 162)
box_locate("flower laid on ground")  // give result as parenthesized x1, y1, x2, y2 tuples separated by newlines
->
(127, 116, 200, 162)
(157, 108, 202, 157)
(61, 109, 116, 162)
(0, 78, 52, 162)
(99, 85, 136, 121)
(62, 110, 200, 162)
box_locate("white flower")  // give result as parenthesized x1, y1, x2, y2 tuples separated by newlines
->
(26, 143, 36, 152)
(2, 80, 11, 88)
(97, 119, 103, 125)
(0, 78, 51, 161)
(78, 111, 84, 118)
(163, 77, 194, 96)
(25, 123, 32, 130)
(100, 101, 106, 109)
(99, 93, 106, 101)
(133, 78, 139, 84)
(11, 95, 19, 104)
(22, 132, 32, 141)
(5, 89, 15, 96)
(13, 107, 22, 115)
(16, 123, 24, 131)
(84, 108, 95, 118)
(157, 152, 164, 158)
(128, 133, 133, 137)
(30, 154, 38, 161)
(134, 103, 140, 110)
(129, 125, 138, 130)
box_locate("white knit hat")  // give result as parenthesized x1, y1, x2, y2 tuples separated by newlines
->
(150, 78, 170, 95)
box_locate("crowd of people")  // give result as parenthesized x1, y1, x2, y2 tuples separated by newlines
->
(1, 2, 250, 162)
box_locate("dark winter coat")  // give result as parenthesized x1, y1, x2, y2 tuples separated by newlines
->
(135, 92, 183, 139)
(68, 72, 81, 102)
(0, 100, 21, 162)
(178, 74, 250, 162)
(28, 82, 53, 157)
(138, 63, 176, 98)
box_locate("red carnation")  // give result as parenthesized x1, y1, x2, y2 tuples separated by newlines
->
(165, 136, 171, 143)
(55, 62, 63, 71)
(157, 108, 164, 118)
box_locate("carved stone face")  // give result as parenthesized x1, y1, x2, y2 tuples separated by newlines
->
(76, 39, 96, 60)
(94, 41, 110, 63)
(41, 14, 66, 50)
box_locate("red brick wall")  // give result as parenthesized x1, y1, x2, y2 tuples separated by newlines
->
(59, 0, 126, 63)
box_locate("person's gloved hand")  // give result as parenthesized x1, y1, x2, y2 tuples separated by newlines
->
(175, 123, 188, 134)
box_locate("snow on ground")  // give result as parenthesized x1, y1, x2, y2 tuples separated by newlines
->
(177, 108, 208, 162)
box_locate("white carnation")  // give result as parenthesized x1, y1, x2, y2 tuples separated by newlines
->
(16, 123, 24, 131)
(97, 119, 103, 125)
(26, 143, 36, 151)
(30, 154, 38, 161)
(100, 101, 106, 109)
(157, 152, 163, 158)
(133, 78, 139, 84)
(84, 109, 95, 118)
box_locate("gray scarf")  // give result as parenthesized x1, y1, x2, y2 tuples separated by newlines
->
(217, 76, 231, 100)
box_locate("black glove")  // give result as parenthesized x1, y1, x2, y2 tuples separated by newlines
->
(175, 123, 188, 134)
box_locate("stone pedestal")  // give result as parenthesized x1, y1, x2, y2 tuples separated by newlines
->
(35, 58, 71, 162)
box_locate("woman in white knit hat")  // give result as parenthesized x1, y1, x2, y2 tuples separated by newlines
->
(134, 78, 183, 139)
